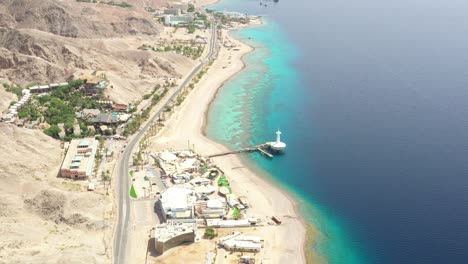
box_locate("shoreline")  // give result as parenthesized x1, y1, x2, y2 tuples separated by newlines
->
(201, 24, 322, 264)
(149, 22, 318, 263)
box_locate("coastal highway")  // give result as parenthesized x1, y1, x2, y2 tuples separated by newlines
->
(113, 15, 218, 264)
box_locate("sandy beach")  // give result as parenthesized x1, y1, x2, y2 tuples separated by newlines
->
(148, 28, 314, 263)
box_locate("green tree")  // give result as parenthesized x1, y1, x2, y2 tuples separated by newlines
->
(44, 125, 61, 138)
(204, 227, 217, 239)
(188, 4, 195, 12)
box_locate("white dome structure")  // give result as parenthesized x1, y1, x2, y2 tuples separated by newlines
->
(268, 130, 286, 151)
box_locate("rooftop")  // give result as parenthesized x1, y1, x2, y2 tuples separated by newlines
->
(60, 138, 98, 178)
(160, 187, 196, 210)
(154, 221, 197, 243)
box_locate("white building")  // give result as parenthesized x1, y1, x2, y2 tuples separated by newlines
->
(225, 193, 239, 208)
(206, 219, 252, 228)
(164, 14, 194, 26)
(195, 199, 227, 218)
(158, 187, 197, 221)
(218, 232, 264, 252)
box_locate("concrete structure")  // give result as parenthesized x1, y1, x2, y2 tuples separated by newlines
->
(2, 91, 31, 122)
(195, 199, 227, 218)
(172, 172, 191, 184)
(75, 109, 101, 119)
(60, 138, 98, 179)
(164, 14, 194, 26)
(73, 124, 81, 136)
(224, 11, 247, 19)
(239, 256, 256, 264)
(226, 193, 239, 208)
(164, 8, 181, 16)
(157, 187, 196, 221)
(112, 103, 128, 112)
(90, 113, 119, 125)
(118, 114, 131, 122)
(206, 219, 252, 228)
(84, 77, 106, 95)
(267, 130, 286, 151)
(29, 82, 68, 94)
(154, 221, 197, 254)
(29, 85, 50, 94)
(57, 123, 66, 139)
(219, 232, 263, 252)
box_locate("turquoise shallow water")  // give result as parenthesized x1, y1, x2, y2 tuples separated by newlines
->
(206, 17, 367, 264)
(206, 0, 468, 263)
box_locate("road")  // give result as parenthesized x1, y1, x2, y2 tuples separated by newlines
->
(112, 15, 218, 264)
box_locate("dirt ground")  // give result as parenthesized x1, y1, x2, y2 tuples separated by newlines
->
(0, 124, 114, 264)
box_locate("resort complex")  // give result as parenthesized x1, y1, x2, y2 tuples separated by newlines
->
(125, 148, 286, 262)
(0, 1, 304, 264)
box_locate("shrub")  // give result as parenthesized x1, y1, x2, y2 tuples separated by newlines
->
(130, 185, 137, 198)
(204, 227, 217, 239)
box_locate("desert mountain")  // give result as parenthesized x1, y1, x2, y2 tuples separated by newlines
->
(0, 123, 114, 263)
(0, 0, 195, 103)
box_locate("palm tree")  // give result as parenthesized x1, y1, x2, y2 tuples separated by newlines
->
(105, 170, 111, 187)
(101, 171, 106, 189)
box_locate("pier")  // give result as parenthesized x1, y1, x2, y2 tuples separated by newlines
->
(208, 143, 274, 158)
(208, 130, 286, 159)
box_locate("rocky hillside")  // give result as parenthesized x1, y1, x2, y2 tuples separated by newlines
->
(0, 0, 165, 38)
(0, 124, 114, 263)
(0, 0, 196, 103)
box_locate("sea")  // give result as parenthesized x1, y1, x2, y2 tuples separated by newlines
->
(206, 0, 468, 263)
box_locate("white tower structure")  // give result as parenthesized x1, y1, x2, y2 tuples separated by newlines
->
(268, 130, 286, 151)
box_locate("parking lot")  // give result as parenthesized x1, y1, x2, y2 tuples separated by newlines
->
(132, 167, 168, 199)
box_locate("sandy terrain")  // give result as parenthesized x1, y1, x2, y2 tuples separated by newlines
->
(146, 30, 315, 264)
(0, 88, 16, 113)
(193, 0, 222, 8)
(0, 124, 114, 264)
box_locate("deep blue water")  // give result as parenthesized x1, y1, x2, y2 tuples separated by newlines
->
(207, 0, 468, 263)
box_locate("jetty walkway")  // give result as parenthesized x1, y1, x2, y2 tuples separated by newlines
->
(208, 143, 274, 158)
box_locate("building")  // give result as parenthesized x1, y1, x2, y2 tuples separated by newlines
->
(206, 219, 252, 228)
(223, 11, 247, 19)
(219, 232, 264, 252)
(164, 14, 194, 26)
(112, 103, 128, 112)
(90, 113, 119, 125)
(75, 109, 101, 119)
(73, 124, 81, 136)
(225, 193, 239, 208)
(57, 123, 66, 139)
(28, 82, 68, 94)
(154, 220, 198, 254)
(3, 91, 32, 122)
(164, 7, 181, 16)
(172, 172, 191, 184)
(29, 85, 51, 94)
(60, 138, 98, 179)
(239, 256, 255, 264)
(157, 187, 196, 221)
(195, 199, 227, 219)
(84, 77, 106, 95)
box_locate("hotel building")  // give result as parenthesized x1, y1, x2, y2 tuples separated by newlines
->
(60, 138, 98, 179)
